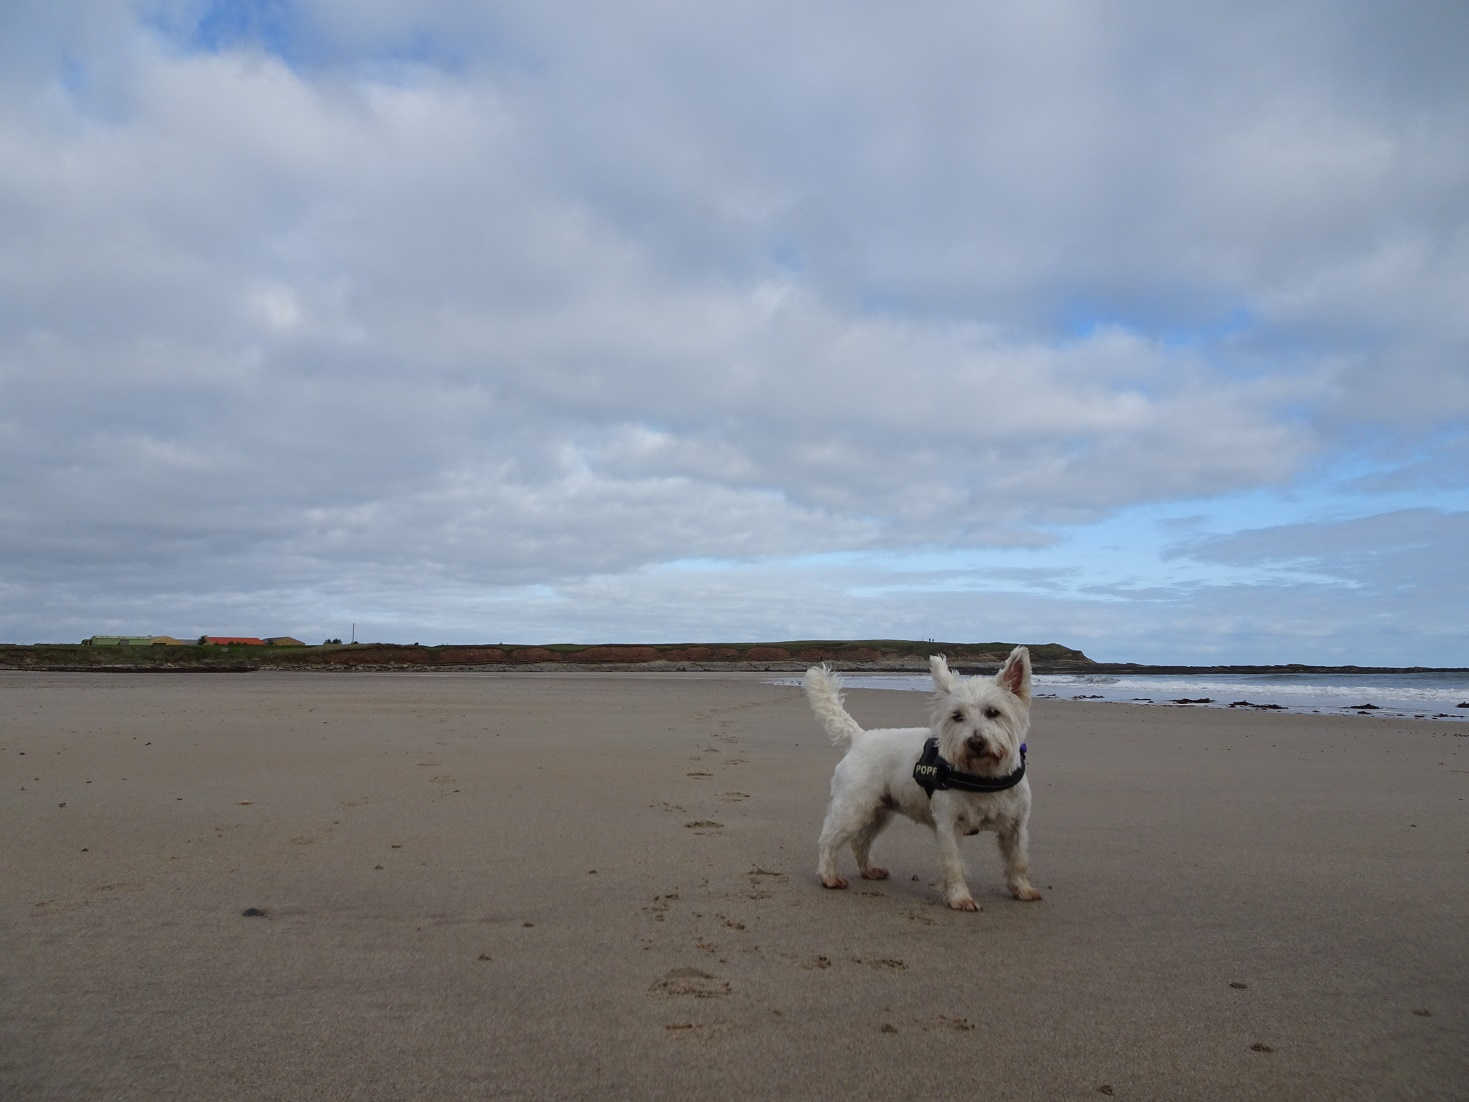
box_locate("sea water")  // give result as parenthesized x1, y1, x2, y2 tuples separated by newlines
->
(778, 670, 1469, 721)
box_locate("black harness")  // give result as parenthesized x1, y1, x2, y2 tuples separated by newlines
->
(913, 737, 1027, 797)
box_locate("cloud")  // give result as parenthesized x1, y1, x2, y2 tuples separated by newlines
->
(1, 2, 1466, 661)
(1168, 508, 1467, 584)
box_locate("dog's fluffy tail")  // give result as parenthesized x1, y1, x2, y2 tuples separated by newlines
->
(802, 665, 865, 746)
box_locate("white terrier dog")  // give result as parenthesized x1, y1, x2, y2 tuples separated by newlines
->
(804, 647, 1041, 911)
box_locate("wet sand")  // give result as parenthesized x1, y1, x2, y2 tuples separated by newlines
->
(3, 670, 1465, 1099)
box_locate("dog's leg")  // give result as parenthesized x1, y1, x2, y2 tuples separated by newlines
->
(851, 813, 891, 880)
(932, 818, 978, 911)
(817, 804, 863, 890)
(997, 819, 1042, 901)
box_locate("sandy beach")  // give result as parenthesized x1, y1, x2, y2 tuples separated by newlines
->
(3, 670, 1465, 1099)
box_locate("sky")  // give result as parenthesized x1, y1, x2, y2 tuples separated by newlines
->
(2, 1, 1467, 665)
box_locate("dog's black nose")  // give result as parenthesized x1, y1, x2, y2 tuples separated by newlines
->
(966, 734, 989, 756)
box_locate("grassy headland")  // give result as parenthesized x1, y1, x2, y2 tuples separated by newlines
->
(3, 641, 1461, 674)
(0, 640, 1092, 673)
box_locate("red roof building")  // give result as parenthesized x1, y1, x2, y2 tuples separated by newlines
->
(203, 636, 266, 646)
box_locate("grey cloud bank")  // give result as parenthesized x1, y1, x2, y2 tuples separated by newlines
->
(2, 2, 1466, 663)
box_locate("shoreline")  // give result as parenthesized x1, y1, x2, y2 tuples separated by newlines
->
(10, 662, 1466, 723)
(6, 658, 1468, 675)
(770, 669, 1469, 725)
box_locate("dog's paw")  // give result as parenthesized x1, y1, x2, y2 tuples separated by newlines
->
(1011, 885, 1043, 902)
(859, 866, 889, 880)
(947, 896, 979, 912)
(820, 875, 849, 890)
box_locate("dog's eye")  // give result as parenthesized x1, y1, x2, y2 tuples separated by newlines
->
(950, 709, 964, 723)
(983, 706, 1000, 720)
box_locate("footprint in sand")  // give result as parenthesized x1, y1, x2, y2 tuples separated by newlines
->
(650, 967, 730, 998)
(684, 820, 724, 834)
(745, 865, 786, 899)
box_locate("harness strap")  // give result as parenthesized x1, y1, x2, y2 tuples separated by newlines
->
(913, 736, 1027, 797)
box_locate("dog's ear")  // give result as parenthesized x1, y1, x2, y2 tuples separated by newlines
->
(996, 646, 1032, 705)
(929, 654, 955, 693)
